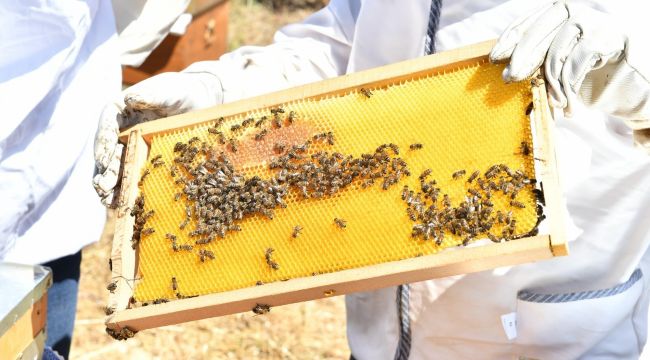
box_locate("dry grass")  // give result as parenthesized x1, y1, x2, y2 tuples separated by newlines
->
(227, 1, 316, 51)
(70, 1, 349, 359)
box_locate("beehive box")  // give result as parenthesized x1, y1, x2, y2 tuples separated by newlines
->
(105, 41, 566, 335)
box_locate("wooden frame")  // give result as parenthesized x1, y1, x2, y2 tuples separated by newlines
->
(107, 40, 568, 332)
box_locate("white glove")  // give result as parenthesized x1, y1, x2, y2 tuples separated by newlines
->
(93, 64, 223, 206)
(489, 1, 650, 121)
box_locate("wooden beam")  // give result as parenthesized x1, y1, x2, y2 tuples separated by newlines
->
(107, 130, 149, 317)
(107, 235, 552, 331)
(531, 77, 568, 256)
(119, 40, 497, 144)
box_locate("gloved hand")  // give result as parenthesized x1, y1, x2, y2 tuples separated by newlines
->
(489, 1, 650, 121)
(93, 64, 223, 206)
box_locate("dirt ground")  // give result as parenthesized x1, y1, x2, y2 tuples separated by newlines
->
(69, 2, 350, 359)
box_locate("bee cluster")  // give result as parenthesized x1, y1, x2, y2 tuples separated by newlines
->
(270, 140, 409, 197)
(404, 162, 543, 245)
(172, 142, 289, 246)
(130, 195, 154, 249)
(136, 107, 412, 257)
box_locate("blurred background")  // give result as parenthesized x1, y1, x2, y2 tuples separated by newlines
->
(70, 1, 350, 358)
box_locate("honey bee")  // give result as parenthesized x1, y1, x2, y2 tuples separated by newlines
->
(208, 127, 220, 134)
(255, 280, 264, 286)
(525, 102, 534, 116)
(229, 138, 238, 153)
(270, 106, 285, 114)
(292, 225, 303, 238)
(104, 306, 115, 316)
(105, 327, 138, 341)
(334, 218, 347, 229)
(255, 129, 268, 141)
(361, 178, 375, 188)
(536, 203, 544, 217)
(230, 124, 242, 132)
(252, 303, 271, 315)
(273, 142, 286, 154)
(272, 115, 282, 129)
(442, 194, 451, 207)
(508, 219, 517, 234)
(326, 132, 335, 145)
(360, 88, 373, 98)
(150, 154, 162, 164)
(199, 249, 215, 262)
(388, 143, 399, 155)
(188, 137, 200, 145)
(139, 169, 150, 184)
(510, 188, 521, 200)
(510, 200, 526, 208)
(170, 165, 178, 177)
(215, 117, 225, 128)
(217, 132, 226, 144)
(419, 169, 432, 181)
(142, 209, 155, 220)
(520, 141, 532, 156)
(409, 143, 423, 150)
(174, 142, 187, 152)
(452, 169, 466, 179)
(174, 192, 182, 201)
(467, 188, 482, 198)
(406, 208, 417, 221)
(179, 244, 193, 251)
(462, 236, 472, 246)
(179, 218, 189, 230)
(401, 185, 410, 200)
(487, 233, 501, 243)
(195, 234, 212, 245)
(106, 281, 117, 293)
(242, 117, 255, 127)
(484, 164, 501, 179)
(467, 170, 480, 183)
(505, 211, 513, 225)
(255, 116, 268, 128)
(287, 111, 296, 124)
(265, 248, 280, 270)
(141, 227, 155, 236)
(175, 177, 187, 185)
(171, 277, 178, 291)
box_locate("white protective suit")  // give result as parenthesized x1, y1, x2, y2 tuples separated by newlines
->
(95, 0, 650, 358)
(0, 0, 121, 264)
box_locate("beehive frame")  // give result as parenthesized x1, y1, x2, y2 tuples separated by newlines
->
(106, 41, 567, 332)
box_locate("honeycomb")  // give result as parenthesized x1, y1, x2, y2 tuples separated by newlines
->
(134, 59, 536, 302)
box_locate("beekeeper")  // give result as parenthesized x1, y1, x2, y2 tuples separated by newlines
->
(0, 0, 189, 357)
(95, 1, 650, 358)
(0, 1, 120, 356)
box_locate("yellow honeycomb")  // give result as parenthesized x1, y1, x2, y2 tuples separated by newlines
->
(134, 59, 536, 302)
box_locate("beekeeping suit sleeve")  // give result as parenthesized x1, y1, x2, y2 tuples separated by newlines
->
(0, 0, 120, 263)
(112, 0, 190, 67)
